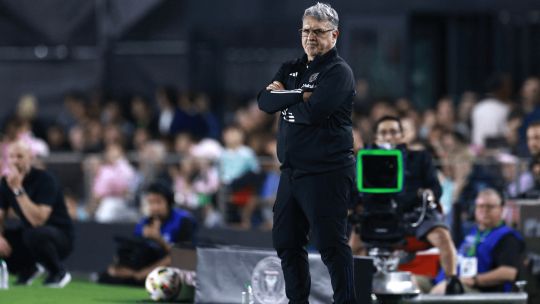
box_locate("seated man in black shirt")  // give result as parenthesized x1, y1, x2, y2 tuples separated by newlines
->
(0, 140, 74, 287)
(431, 188, 525, 293)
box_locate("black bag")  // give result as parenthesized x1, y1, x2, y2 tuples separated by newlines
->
(114, 236, 167, 270)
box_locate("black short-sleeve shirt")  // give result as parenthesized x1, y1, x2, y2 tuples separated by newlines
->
(0, 167, 73, 239)
(479, 233, 525, 292)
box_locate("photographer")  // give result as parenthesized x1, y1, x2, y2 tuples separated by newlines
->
(98, 181, 195, 286)
(352, 115, 463, 294)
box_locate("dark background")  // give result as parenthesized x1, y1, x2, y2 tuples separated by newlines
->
(0, 0, 539, 119)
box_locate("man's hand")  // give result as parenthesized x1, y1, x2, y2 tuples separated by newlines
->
(460, 276, 475, 288)
(303, 92, 312, 102)
(6, 165, 23, 191)
(0, 235, 12, 257)
(266, 81, 284, 91)
(418, 188, 434, 201)
(143, 218, 162, 240)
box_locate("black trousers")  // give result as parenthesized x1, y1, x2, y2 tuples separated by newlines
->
(4, 225, 73, 275)
(273, 166, 356, 304)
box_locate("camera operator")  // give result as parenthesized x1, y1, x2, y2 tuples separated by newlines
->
(353, 115, 464, 294)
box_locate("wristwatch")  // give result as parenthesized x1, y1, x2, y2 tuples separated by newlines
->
(13, 188, 25, 197)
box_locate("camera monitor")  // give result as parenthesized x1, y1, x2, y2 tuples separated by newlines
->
(357, 149, 403, 193)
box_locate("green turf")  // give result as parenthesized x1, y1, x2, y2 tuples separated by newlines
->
(0, 276, 193, 304)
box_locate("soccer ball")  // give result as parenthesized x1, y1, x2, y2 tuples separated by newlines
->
(145, 267, 182, 301)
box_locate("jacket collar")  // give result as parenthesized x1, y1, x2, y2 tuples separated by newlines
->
(300, 47, 338, 67)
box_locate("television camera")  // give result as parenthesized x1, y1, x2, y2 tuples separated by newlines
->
(354, 149, 438, 303)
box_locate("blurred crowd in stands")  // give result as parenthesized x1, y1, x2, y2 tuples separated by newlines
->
(1, 74, 540, 237)
(0, 86, 278, 231)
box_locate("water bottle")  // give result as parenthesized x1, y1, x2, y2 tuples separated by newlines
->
(0, 259, 8, 290)
(247, 284, 254, 304)
(241, 284, 255, 304)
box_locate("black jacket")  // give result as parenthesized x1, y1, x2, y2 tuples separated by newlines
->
(257, 48, 355, 174)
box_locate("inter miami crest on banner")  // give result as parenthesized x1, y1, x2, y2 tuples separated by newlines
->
(251, 256, 287, 304)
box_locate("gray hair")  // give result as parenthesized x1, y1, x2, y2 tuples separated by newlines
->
(303, 2, 339, 29)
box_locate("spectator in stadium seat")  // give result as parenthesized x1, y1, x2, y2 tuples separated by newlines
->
(155, 86, 206, 139)
(172, 92, 209, 140)
(130, 140, 171, 214)
(219, 125, 259, 227)
(172, 140, 221, 212)
(502, 121, 540, 197)
(0, 140, 73, 288)
(497, 152, 532, 198)
(57, 91, 87, 131)
(418, 109, 436, 140)
(517, 77, 540, 156)
(400, 115, 423, 150)
(520, 76, 540, 115)
(154, 86, 180, 138)
(67, 125, 85, 153)
(82, 119, 104, 153)
(98, 181, 196, 286)
(46, 123, 70, 152)
(130, 127, 151, 152)
(219, 125, 259, 186)
(193, 92, 221, 140)
(431, 188, 525, 293)
(527, 121, 540, 156)
(471, 74, 513, 148)
(128, 95, 156, 139)
(134, 141, 170, 189)
(519, 154, 540, 199)
(435, 96, 456, 132)
(455, 91, 477, 142)
(102, 123, 126, 148)
(10, 94, 49, 141)
(101, 99, 133, 138)
(90, 143, 138, 223)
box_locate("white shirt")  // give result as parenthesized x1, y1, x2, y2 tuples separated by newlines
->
(158, 110, 174, 135)
(471, 98, 509, 147)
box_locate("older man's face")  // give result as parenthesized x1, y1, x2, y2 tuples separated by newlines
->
(301, 16, 338, 61)
(474, 192, 503, 230)
(7, 142, 32, 175)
